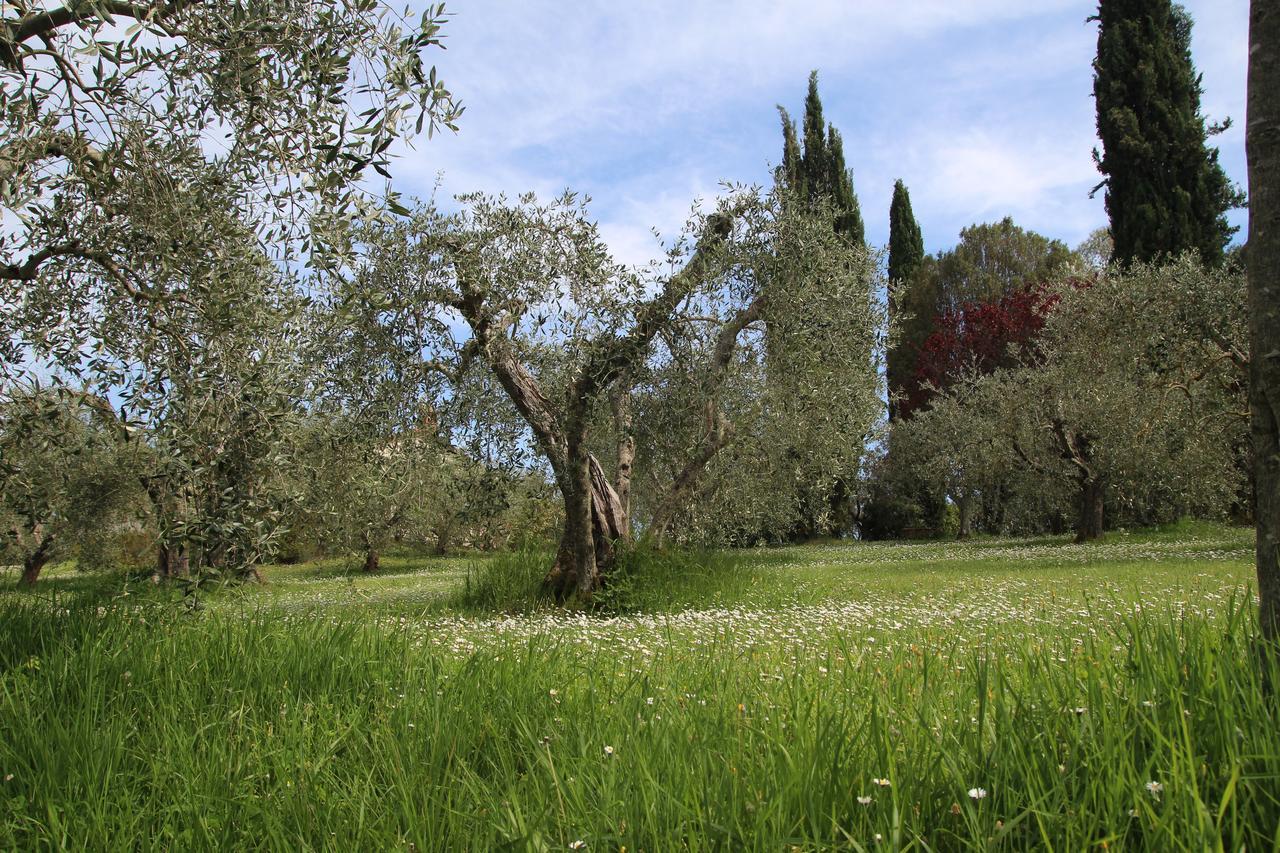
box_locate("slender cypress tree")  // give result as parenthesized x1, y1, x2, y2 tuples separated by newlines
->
(777, 71, 864, 244)
(887, 180, 924, 289)
(1092, 0, 1241, 265)
(828, 126, 865, 244)
(886, 180, 926, 421)
(801, 71, 830, 198)
(777, 108, 803, 194)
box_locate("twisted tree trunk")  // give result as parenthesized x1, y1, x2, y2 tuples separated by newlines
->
(18, 527, 54, 587)
(448, 215, 732, 602)
(543, 451, 627, 601)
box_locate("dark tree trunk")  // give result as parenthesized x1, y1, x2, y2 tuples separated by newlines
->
(1250, 0, 1280, 639)
(170, 548, 189, 578)
(153, 542, 190, 579)
(1075, 477, 1106, 543)
(956, 493, 973, 540)
(18, 530, 54, 587)
(155, 543, 172, 580)
(361, 530, 380, 573)
(543, 452, 627, 601)
(544, 449, 598, 601)
(434, 525, 451, 556)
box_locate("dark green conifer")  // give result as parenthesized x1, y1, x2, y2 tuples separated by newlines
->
(777, 71, 863, 245)
(887, 180, 924, 288)
(777, 108, 802, 194)
(1092, 0, 1241, 265)
(886, 180, 926, 421)
(801, 71, 829, 199)
(828, 126, 864, 244)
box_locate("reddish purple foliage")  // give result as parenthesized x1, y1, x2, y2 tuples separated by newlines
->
(902, 285, 1062, 418)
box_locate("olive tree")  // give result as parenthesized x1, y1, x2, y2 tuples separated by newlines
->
(1, 2, 462, 580)
(4, 142, 310, 579)
(623, 234, 883, 546)
(0, 388, 144, 585)
(1, 0, 459, 297)
(340, 185, 880, 600)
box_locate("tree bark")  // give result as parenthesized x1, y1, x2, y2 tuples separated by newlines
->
(155, 543, 172, 580)
(362, 531, 380, 573)
(611, 384, 635, 539)
(1075, 476, 1106, 543)
(543, 452, 627, 601)
(1249, 0, 1280, 639)
(170, 548, 189, 578)
(956, 493, 973, 539)
(18, 529, 54, 587)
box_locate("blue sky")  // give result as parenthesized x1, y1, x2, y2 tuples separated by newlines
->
(391, 1, 1249, 266)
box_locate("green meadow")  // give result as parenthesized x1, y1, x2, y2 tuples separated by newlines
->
(2, 522, 1276, 851)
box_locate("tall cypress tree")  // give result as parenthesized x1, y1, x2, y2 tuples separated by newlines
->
(886, 180, 926, 421)
(828, 126, 865, 245)
(1092, 0, 1241, 266)
(887, 180, 924, 289)
(777, 71, 864, 244)
(801, 71, 829, 199)
(778, 109, 802, 195)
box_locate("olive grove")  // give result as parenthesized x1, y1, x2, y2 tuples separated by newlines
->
(890, 256, 1248, 542)
(0, 1, 461, 580)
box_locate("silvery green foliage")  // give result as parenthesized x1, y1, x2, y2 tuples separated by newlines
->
(2, 146, 309, 577)
(0, 2, 459, 294)
(892, 255, 1247, 533)
(339, 186, 884, 546)
(623, 192, 886, 544)
(0, 388, 145, 574)
(0, 2, 460, 577)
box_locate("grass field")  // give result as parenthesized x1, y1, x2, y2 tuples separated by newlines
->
(1, 522, 1276, 850)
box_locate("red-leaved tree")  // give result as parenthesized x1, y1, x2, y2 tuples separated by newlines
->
(902, 285, 1061, 418)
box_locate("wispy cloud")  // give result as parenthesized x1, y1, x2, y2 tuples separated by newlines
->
(392, 0, 1249, 265)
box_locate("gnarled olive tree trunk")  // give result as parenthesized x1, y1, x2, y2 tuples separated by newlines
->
(18, 526, 54, 587)
(1052, 420, 1106, 544)
(447, 214, 731, 601)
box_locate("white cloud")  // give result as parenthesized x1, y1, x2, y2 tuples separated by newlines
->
(390, 0, 1249, 262)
